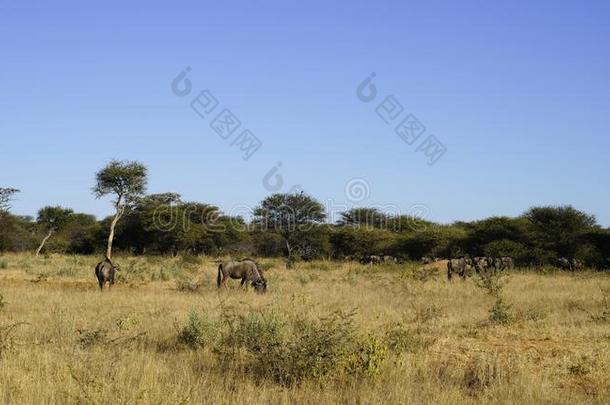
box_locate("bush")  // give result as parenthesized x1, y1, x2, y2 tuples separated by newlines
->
(348, 336, 386, 377)
(177, 311, 218, 348)
(0, 259, 7, 269)
(488, 298, 513, 325)
(218, 309, 384, 386)
(476, 272, 513, 325)
(475, 272, 509, 297)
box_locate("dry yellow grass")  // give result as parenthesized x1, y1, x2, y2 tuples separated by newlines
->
(0, 253, 609, 404)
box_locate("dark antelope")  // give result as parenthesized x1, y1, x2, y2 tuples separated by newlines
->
(94, 257, 119, 291)
(217, 258, 267, 294)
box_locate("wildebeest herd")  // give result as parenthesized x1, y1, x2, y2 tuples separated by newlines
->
(345, 254, 585, 281)
(357, 254, 404, 265)
(446, 256, 514, 280)
(93, 254, 590, 292)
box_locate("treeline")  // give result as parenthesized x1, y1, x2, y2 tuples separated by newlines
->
(1, 195, 609, 268)
(1, 160, 609, 268)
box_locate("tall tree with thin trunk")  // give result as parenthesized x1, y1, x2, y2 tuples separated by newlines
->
(0, 188, 19, 214)
(93, 160, 147, 259)
(35, 206, 73, 256)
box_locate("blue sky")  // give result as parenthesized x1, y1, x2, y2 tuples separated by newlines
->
(1, 0, 609, 225)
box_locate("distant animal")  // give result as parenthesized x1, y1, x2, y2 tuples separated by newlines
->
(447, 257, 468, 280)
(556, 257, 583, 272)
(382, 255, 396, 263)
(473, 257, 491, 273)
(94, 257, 118, 291)
(556, 257, 571, 271)
(572, 258, 584, 271)
(501, 256, 515, 270)
(421, 257, 433, 265)
(359, 255, 382, 265)
(217, 258, 267, 294)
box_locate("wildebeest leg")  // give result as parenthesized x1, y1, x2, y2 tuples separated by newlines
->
(240, 277, 247, 289)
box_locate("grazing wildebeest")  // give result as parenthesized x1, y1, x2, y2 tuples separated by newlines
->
(382, 255, 396, 263)
(572, 258, 584, 271)
(473, 257, 491, 273)
(217, 258, 267, 294)
(556, 257, 572, 271)
(447, 257, 468, 280)
(556, 257, 583, 272)
(501, 256, 515, 270)
(359, 255, 381, 265)
(94, 257, 118, 291)
(421, 257, 433, 265)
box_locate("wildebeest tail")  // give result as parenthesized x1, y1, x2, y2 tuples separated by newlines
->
(217, 263, 223, 287)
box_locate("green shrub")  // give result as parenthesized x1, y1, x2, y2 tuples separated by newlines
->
(0, 259, 7, 269)
(348, 336, 387, 377)
(177, 311, 217, 348)
(489, 298, 513, 325)
(475, 272, 509, 297)
(226, 311, 286, 354)
(219, 309, 383, 386)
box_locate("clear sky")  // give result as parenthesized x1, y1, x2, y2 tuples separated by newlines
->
(1, 0, 609, 225)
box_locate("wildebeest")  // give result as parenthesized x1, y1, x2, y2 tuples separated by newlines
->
(556, 257, 571, 271)
(381, 255, 397, 263)
(359, 255, 382, 265)
(473, 257, 491, 273)
(556, 257, 582, 272)
(421, 256, 433, 265)
(94, 257, 118, 291)
(447, 257, 468, 280)
(500, 256, 515, 270)
(217, 258, 267, 294)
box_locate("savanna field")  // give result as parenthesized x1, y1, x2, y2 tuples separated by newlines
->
(0, 254, 608, 404)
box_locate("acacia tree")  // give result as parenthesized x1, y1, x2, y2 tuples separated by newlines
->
(253, 192, 325, 267)
(93, 160, 147, 259)
(35, 206, 74, 256)
(523, 205, 597, 261)
(0, 188, 19, 214)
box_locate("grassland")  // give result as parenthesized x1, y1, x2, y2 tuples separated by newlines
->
(0, 253, 609, 404)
